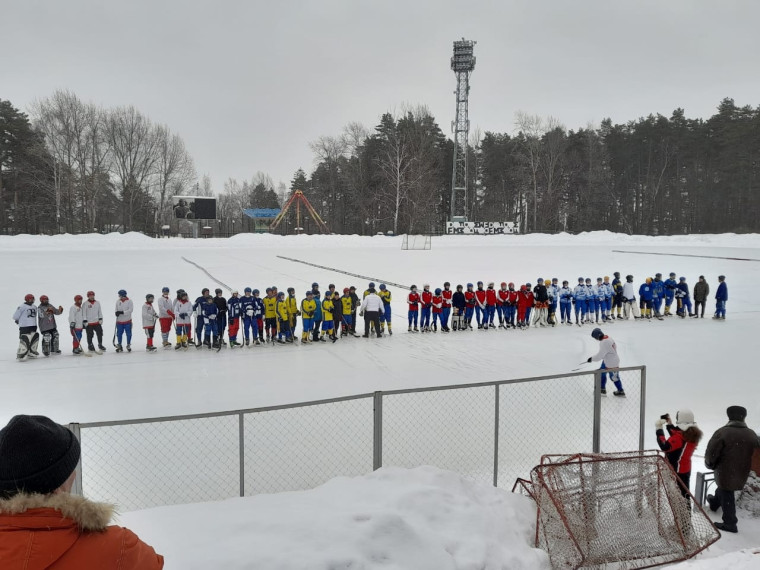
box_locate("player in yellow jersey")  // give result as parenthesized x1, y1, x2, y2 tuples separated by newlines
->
(300, 291, 317, 342)
(321, 292, 336, 342)
(378, 283, 392, 335)
(263, 287, 278, 342)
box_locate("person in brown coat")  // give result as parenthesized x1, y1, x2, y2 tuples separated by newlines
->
(693, 276, 710, 318)
(704, 406, 760, 533)
(0, 415, 164, 569)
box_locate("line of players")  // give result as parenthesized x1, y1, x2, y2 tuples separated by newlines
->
(406, 273, 729, 332)
(12, 282, 393, 358)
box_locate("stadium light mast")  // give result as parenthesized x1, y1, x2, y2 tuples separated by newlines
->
(450, 38, 476, 223)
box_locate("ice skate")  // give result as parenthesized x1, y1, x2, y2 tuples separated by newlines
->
(115, 344, 123, 353)
(613, 390, 626, 397)
(146, 345, 157, 352)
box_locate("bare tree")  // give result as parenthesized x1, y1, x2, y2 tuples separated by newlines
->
(106, 106, 158, 231)
(514, 111, 544, 233)
(153, 125, 195, 229)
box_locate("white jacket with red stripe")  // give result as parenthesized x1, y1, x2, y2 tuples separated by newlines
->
(83, 300, 103, 325)
(115, 298, 134, 324)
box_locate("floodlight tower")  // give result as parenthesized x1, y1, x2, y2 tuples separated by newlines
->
(450, 38, 476, 222)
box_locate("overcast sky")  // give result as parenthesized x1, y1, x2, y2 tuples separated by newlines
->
(3, 1, 759, 193)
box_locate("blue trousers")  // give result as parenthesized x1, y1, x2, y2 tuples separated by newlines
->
(475, 305, 484, 325)
(116, 322, 132, 345)
(560, 302, 571, 321)
(421, 307, 431, 328)
(203, 321, 218, 343)
(486, 305, 495, 324)
(441, 307, 450, 328)
(465, 306, 474, 324)
(505, 305, 515, 325)
(600, 361, 623, 391)
(715, 299, 726, 317)
(243, 316, 258, 341)
(408, 309, 418, 327)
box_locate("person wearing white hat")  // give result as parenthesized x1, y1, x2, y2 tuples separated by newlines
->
(655, 409, 703, 499)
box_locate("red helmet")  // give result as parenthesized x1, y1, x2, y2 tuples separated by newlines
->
(40, 295, 49, 304)
(508, 282, 514, 288)
(74, 294, 83, 303)
(343, 287, 350, 294)
(24, 293, 35, 303)
(500, 282, 507, 288)
(87, 291, 95, 297)
(520, 285, 527, 292)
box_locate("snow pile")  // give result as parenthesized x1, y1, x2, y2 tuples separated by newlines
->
(737, 471, 760, 518)
(119, 466, 549, 570)
(669, 548, 760, 569)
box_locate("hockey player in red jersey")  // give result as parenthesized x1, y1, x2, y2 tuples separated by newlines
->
(407, 286, 420, 332)
(463, 284, 476, 330)
(420, 284, 433, 332)
(431, 288, 447, 332)
(474, 281, 487, 329)
(441, 282, 453, 331)
(497, 282, 509, 329)
(517, 285, 534, 329)
(485, 282, 497, 329)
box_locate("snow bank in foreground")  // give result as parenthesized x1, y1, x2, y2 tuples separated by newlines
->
(119, 466, 549, 570)
(669, 548, 760, 569)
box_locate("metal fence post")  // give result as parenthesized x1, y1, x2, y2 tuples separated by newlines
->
(373, 391, 383, 470)
(592, 370, 602, 453)
(493, 384, 500, 487)
(639, 366, 647, 451)
(67, 423, 83, 496)
(238, 413, 245, 497)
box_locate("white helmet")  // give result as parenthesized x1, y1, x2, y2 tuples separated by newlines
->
(676, 409, 696, 429)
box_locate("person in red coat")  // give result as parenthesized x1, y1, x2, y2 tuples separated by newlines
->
(441, 282, 453, 331)
(464, 284, 477, 330)
(484, 282, 498, 329)
(516, 285, 534, 328)
(407, 285, 420, 332)
(496, 282, 509, 328)
(474, 281, 487, 329)
(655, 409, 703, 500)
(432, 289, 446, 332)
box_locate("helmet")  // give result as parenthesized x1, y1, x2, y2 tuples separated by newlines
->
(87, 291, 95, 297)
(40, 295, 49, 304)
(444, 282, 450, 287)
(328, 284, 335, 289)
(508, 282, 514, 288)
(369, 282, 375, 288)
(410, 285, 417, 290)
(676, 409, 696, 429)
(591, 328, 604, 340)
(613, 272, 620, 278)
(669, 272, 676, 277)
(215, 288, 223, 294)
(343, 287, 350, 294)
(74, 294, 83, 303)
(265, 287, 272, 293)
(312, 282, 319, 288)
(536, 278, 543, 284)
(434, 288, 442, 295)
(231, 290, 239, 296)
(655, 273, 662, 278)
(277, 292, 285, 298)
(526, 282, 532, 288)
(379, 284, 387, 290)
(146, 294, 154, 301)
(578, 277, 584, 282)
(423, 283, 430, 289)
(626, 275, 633, 282)
(646, 277, 652, 284)
(562, 280, 568, 285)
(552, 278, 558, 283)
(500, 282, 507, 288)
(202, 288, 209, 294)
(487, 282, 494, 287)
(287, 287, 294, 294)
(324, 291, 331, 297)
(467, 283, 473, 288)
(679, 276, 686, 281)
(252, 289, 260, 295)
(244, 287, 252, 293)
(306, 290, 313, 296)
(162, 287, 170, 293)
(520, 285, 527, 291)
(604, 276, 610, 281)
(477, 281, 483, 286)
(118, 289, 127, 297)
(596, 277, 602, 282)
(456, 284, 463, 290)
(180, 291, 188, 299)
(350, 286, 356, 291)
(585, 278, 591, 283)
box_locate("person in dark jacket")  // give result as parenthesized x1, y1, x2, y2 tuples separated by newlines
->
(213, 288, 228, 345)
(713, 275, 728, 320)
(692, 276, 710, 318)
(451, 285, 466, 331)
(704, 405, 760, 533)
(349, 286, 360, 334)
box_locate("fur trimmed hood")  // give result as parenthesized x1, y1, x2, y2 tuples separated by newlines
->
(0, 492, 114, 532)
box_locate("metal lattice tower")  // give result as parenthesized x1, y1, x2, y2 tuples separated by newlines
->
(450, 38, 476, 222)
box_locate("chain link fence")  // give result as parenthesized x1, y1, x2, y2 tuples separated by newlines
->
(70, 366, 645, 512)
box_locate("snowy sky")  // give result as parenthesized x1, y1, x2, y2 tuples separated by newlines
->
(3, 0, 759, 192)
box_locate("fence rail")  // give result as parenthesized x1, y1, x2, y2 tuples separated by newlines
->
(70, 366, 645, 512)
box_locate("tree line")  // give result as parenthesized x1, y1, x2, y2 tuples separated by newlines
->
(2, 92, 758, 236)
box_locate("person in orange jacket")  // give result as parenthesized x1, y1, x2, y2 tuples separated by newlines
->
(0, 415, 163, 569)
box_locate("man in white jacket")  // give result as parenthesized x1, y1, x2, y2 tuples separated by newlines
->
(157, 286, 174, 347)
(621, 275, 640, 320)
(83, 291, 105, 353)
(12, 294, 39, 359)
(359, 287, 385, 338)
(68, 295, 85, 355)
(115, 290, 134, 352)
(587, 327, 626, 397)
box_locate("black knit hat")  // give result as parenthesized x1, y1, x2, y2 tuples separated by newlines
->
(727, 406, 747, 422)
(0, 415, 80, 497)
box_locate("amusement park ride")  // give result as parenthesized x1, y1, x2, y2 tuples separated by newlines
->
(269, 190, 330, 234)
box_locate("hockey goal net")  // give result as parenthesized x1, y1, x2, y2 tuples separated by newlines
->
(513, 451, 720, 569)
(401, 234, 431, 250)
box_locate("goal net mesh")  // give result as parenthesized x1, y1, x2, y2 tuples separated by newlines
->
(514, 451, 720, 569)
(401, 234, 431, 250)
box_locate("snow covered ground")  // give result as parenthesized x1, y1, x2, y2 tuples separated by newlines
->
(3, 231, 760, 568)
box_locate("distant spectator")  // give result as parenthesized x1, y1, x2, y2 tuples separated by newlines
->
(705, 406, 760, 533)
(693, 276, 710, 318)
(713, 275, 728, 320)
(0, 415, 164, 568)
